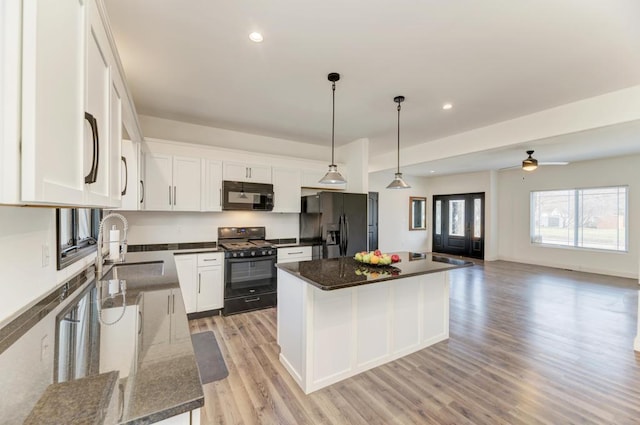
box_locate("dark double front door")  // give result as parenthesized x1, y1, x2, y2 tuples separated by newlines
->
(432, 193, 484, 259)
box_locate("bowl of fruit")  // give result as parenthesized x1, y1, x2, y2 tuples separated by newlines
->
(353, 250, 401, 266)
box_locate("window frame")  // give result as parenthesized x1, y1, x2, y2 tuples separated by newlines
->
(529, 185, 628, 253)
(56, 208, 102, 270)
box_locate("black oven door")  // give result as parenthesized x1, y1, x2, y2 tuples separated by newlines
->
(222, 181, 274, 211)
(224, 255, 277, 298)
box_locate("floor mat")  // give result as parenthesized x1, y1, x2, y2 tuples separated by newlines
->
(191, 331, 229, 384)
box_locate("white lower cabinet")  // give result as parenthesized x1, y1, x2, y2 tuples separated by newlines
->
(175, 252, 224, 314)
(277, 246, 312, 264)
(140, 288, 190, 358)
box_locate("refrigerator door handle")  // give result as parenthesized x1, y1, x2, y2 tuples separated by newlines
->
(345, 215, 350, 256)
(338, 214, 343, 256)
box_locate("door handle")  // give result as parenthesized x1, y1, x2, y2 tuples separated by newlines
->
(174, 186, 177, 206)
(84, 112, 99, 184)
(140, 180, 144, 204)
(168, 185, 172, 206)
(198, 273, 201, 293)
(244, 297, 261, 303)
(121, 156, 128, 196)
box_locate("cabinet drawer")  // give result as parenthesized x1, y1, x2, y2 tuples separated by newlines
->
(197, 252, 223, 267)
(277, 246, 312, 263)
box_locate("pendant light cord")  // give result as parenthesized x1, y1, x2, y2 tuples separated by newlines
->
(331, 81, 336, 166)
(396, 101, 401, 173)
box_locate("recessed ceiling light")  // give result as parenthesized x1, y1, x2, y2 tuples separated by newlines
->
(430, 170, 436, 173)
(442, 103, 453, 110)
(249, 32, 263, 43)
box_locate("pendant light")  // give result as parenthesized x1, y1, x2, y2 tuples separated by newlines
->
(386, 95, 411, 189)
(319, 72, 347, 184)
(522, 150, 538, 171)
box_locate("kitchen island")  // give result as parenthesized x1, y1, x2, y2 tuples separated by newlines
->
(276, 252, 473, 394)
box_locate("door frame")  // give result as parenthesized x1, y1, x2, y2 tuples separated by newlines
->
(432, 192, 485, 259)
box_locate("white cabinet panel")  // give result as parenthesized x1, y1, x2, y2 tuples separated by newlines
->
(172, 156, 201, 211)
(223, 161, 271, 183)
(119, 139, 141, 210)
(144, 153, 172, 210)
(84, 3, 111, 206)
(312, 288, 352, 381)
(202, 159, 222, 211)
(175, 252, 224, 314)
(144, 153, 201, 211)
(272, 167, 301, 213)
(175, 254, 197, 314)
(20, 0, 85, 205)
(277, 246, 312, 264)
(197, 265, 223, 311)
(108, 81, 122, 208)
(356, 283, 390, 367)
(392, 276, 421, 354)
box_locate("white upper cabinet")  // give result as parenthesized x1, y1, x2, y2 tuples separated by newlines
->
(2, 0, 133, 207)
(223, 161, 271, 184)
(119, 139, 142, 210)
(202, 159, 222, 212)
(84, 1, 112, 206)
(272, 167, 301, 213)
(20, 0, 86, 205)
(144, 153, 201, 211)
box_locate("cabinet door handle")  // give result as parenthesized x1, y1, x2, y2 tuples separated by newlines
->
(249, 167, 252, 178)
(219, 188, 222, 206)
(140, 180, 144, 204)
(138, 311, 142, 335)
(168, 185, 172, 206)
(174, 186, 177, 206)
(288, 251, 304, 255)
(245, 167, 249, 178)
(84, 112, 99, 184)
(198, 273, 201, 293)
(203, 258, 217, 262)
(172, 294, 176, 313)
(121, 156, 128, 196)
(167, 295, 171, 315)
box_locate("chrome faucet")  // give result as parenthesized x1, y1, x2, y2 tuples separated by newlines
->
(95, 212, 129, 275)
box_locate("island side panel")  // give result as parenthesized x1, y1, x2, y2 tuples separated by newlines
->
(277, 270, 306, 387)
(355, 282, 392, 369)
(392, 276, 422, 355)
(422, 271, 450, 343)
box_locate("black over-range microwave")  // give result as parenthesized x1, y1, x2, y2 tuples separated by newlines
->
(222, 180, 274, 211)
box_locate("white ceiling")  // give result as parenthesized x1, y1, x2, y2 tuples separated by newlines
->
(105, 0, 640, 171)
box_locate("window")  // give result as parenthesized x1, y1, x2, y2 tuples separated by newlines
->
(530, 186, 627, 252)
(449, 200, 465, 236)
(56, 208, 102, 269)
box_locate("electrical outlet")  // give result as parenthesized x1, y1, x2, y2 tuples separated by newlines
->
(42, 244, 49, 267)
(40, 334, 49, 362)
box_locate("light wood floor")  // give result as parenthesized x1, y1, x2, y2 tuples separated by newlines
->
(189, 261, 640, 425)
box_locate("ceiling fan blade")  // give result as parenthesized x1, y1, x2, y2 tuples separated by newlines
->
(539, 161, 569, 166)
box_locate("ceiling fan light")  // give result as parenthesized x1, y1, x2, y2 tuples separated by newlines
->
(522, 150, 538, 171)
(319, 164, 347, 184)
(386, 172, 411, 189)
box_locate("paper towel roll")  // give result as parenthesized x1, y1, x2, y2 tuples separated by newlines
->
(109, 225, 120, 261)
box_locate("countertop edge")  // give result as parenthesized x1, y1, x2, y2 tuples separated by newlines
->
(126, 397, 204, 425)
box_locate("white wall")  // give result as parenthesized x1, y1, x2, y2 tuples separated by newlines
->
(368, 171, 430, 253)
(336, 137, 369, 194)
(425, 170, 499, 260)
(498, 154, 640, 278)
(139, 115, 329, 161)
(0, 206, 96, 325)
(120, 211, 299, 245)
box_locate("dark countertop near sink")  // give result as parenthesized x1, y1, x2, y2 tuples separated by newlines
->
(276, 252, 474, 290)
(1, 252, 204, 424)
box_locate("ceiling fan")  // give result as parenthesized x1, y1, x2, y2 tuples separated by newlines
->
(501, 150, 569, 171)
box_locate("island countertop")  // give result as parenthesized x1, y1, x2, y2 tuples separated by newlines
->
(276, 252, 474, 290)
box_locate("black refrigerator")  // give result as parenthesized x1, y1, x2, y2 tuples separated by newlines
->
(299, 192, 368, 259)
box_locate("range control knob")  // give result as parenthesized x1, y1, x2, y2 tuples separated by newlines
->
(251, 251, 256, 256)
(232, 252, 238, 258)
(268, 250, 273, 255)
(239, 252, 244, 257)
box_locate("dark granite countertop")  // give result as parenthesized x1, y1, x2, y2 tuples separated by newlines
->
(1, 256, 204, 424)
(276, 252, 474, 290)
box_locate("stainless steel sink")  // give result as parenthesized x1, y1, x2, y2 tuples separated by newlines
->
(101, 261, 165, 282)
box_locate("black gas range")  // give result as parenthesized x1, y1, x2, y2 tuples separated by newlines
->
(218, 227, 277, 315)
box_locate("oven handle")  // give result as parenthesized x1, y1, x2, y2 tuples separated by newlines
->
(225, 255, 277, 264)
